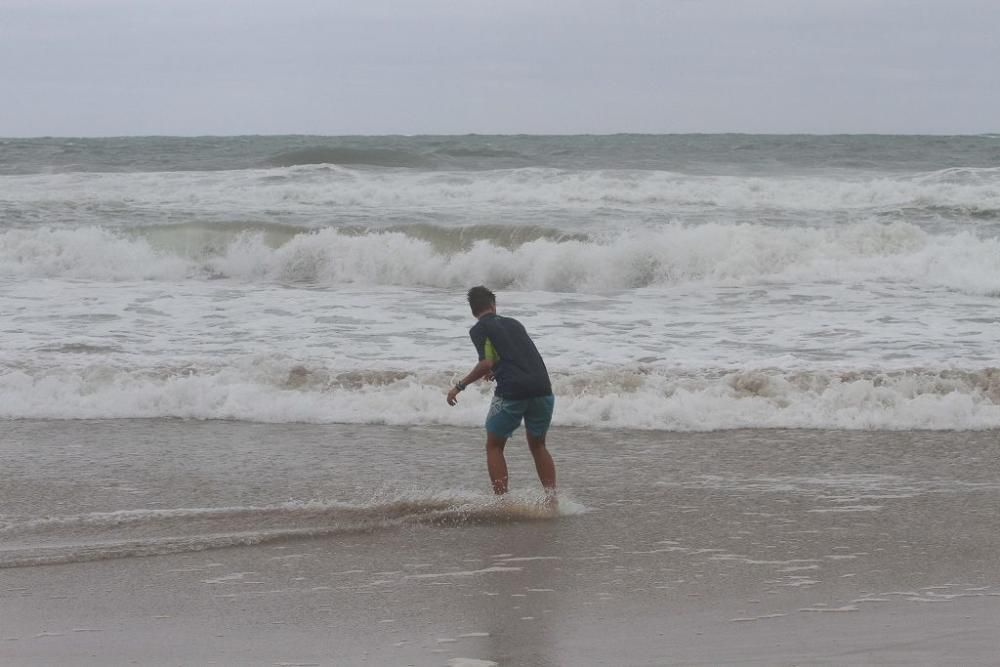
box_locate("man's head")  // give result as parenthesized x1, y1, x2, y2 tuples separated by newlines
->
(467, 285, 496, 317)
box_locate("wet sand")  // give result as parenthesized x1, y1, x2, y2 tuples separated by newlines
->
(3, 421, 1000, 665)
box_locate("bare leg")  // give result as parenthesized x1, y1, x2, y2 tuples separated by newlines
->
(486, 432, 509, 495)
(526, 431, 556, 492)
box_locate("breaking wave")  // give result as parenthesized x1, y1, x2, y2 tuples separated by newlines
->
(2, 221, 999, 294)
(3, 364, 1000, 431)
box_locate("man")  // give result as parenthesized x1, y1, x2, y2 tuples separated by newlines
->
(446, 286, 556, 496)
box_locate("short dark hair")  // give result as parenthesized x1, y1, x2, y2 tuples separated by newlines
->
(467, 285, 496, 316)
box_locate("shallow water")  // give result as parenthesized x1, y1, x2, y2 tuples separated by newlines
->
(4, 420, 999, 576)
(3, 420, 1000, 664)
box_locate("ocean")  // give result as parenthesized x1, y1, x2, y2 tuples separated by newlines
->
(3, 135, 1000, 665)
(2, 134, 999, 429)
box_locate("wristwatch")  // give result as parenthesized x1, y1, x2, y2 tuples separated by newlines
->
(454, 381, 467, 392)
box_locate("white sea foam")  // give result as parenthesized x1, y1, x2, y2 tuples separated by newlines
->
(2, 364, 999, 430)
(4, 166, 1000, 214)
(4, 154, 999, 434)
(2, 221, 1000, 294)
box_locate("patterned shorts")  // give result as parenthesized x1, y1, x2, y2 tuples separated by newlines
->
(485, 395, 555, 438)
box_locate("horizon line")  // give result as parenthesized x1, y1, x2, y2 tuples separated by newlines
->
(4, 131, 998, 140)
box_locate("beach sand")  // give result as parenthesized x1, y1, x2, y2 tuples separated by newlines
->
(2, 421, 1000, 665)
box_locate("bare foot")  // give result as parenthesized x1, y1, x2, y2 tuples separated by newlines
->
(543, 490, 559, 513)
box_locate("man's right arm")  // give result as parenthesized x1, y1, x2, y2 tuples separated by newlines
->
(446, 325, 493, 406)
(447, 358, 494, 405)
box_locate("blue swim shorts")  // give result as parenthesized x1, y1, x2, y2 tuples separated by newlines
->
(485, 394, 555, 438)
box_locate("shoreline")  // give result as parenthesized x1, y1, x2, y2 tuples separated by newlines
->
(3, 421, 1000, 665)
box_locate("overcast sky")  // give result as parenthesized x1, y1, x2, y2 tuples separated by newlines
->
(2, 0, 998, 136)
